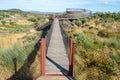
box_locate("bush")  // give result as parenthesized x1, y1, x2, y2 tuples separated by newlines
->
(75, 32, 95, 49)
(97, 29, 110, 38)
(81, 19, 86, 24)
(75, 20, 82, 26)
(86, 52, 118, 75)
(85, 24, 89, 27)
(10, 22, 16, 26)
(28, 18, 37, 22)
(108, 39, 120, 49)
(0, 16, 3, 20)
(95, 21, 99, 26)
(87, 67, 110, 80)
(1, 20, 6, 25)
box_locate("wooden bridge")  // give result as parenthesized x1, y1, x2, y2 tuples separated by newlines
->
(37, 18, 76, 80)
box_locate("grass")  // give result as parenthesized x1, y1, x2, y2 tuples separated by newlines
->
(0, 25, 33, 33)
(0, 33, 26, 48)
(0, 41, 35, 70)
(0, 26, 40, 49)
(0, 41, 36, 80)
(62, 13, 120, 80)
(0, 31, 41, 80)
(74, 46, 120, 80)
(0, 9, 48, 80)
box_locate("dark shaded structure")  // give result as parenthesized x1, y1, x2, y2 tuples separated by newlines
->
(59, 8, 92, 20)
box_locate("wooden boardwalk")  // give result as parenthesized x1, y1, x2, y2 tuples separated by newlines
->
(46, 18, 69, 74)
(37, 18, 72, 80)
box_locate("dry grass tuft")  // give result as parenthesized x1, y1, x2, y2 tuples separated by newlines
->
(0, 33, 26, 48)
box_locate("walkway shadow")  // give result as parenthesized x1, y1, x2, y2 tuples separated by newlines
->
(46, 56, 68, 74)
(7, 39, 40, 80)
(13, 58, 17, 74)
(7, 23, 51, 80)
(46, 56, 76, 80)
(46, 56, 75, 80)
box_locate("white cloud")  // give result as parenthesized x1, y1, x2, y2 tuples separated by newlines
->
(97, 0, 120, 4)
(103, 0, 109, 4)
(15, 0, 98, 6)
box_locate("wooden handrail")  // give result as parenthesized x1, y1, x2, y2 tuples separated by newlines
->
(41, 38, 46, 76)
(68, 39, 76, 76)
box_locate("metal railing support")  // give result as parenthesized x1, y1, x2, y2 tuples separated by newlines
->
(41, 38, 46, 76)
(68, 39, 75, 76)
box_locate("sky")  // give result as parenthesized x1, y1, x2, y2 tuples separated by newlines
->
(0, 0, 120, 12)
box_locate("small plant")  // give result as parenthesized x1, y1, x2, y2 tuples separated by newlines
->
(10, 22, 16, 26)
(81, 19, 86, 24)
(85, 24, 90, 27)
(1, 20, 6, 25)
(75, 20, 82, 26)
(97, 29, 109, 37)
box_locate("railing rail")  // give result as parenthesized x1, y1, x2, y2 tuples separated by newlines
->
(45, 20, 54, 52)
(40, 20, 53, 76)
(59, 21, 76, 76)
(59, 21, 70, 56)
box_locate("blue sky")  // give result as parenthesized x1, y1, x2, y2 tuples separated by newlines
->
(0, 0, 120, 12)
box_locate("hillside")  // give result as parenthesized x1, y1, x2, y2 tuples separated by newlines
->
(62, 12, 120, 80)
(0, 9, 49, 29)
(0, 9, 49, 47)
(0, 9, 49, 80)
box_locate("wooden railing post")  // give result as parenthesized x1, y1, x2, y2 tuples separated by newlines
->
(41, 38, 46, 76)
(68, 39, 75, 76)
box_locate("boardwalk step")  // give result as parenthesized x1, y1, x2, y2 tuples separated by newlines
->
(37, 76, 75, 80)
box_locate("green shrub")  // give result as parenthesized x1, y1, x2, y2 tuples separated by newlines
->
(75, 20, 82, 26)
(74, 32, 96, 49)
(0, 16, 3, 20)
(10, 22, 16, 26)
(28, 17, 37, 22)
(108, 39, 120, 49)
